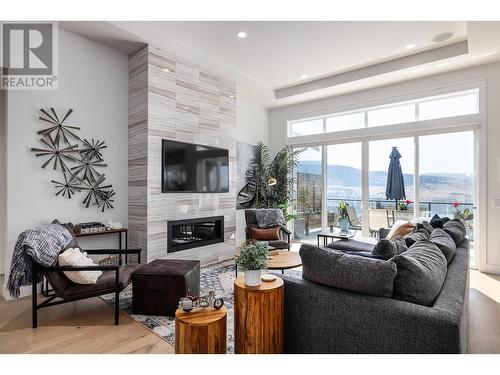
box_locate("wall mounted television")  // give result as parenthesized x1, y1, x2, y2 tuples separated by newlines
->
(162, 139, 229, 193)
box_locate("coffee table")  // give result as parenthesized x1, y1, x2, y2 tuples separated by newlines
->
(267, 250, 302, 274)
(317, 229, 355, 246)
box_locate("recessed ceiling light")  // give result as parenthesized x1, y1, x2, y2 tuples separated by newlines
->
(300, 74, 308, 79)
(236, 31, 247, 39)
(433, 32, 454, 43)
(162, 68, 170, 72)
(406, 43, 417, 50)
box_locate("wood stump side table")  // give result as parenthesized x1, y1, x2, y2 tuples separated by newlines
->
(234, 275, 284, 354)
(175, 306, 227, 354)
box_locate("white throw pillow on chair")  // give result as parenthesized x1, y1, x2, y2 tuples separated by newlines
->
(58, 247, 102, 284)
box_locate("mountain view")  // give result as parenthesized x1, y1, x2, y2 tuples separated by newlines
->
(296, 160, 474, 204)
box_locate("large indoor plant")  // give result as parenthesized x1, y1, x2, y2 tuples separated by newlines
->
(235, 240, 269, 286)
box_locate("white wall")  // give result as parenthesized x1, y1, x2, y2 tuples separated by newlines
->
(0, 90, 6, 276)
(269, 61, 500, 274)
(3, 29, 129, 299)
(235, 93, 269, 245)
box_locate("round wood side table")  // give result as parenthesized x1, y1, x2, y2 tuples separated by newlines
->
(234, 275, 284, 354)
(175, 306, 227, 354)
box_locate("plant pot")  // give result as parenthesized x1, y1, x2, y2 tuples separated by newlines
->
(244, 269, 262, 287)
(338, 218, 349, 233)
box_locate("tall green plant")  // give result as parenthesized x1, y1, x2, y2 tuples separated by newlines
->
(245, 142, 302, 209)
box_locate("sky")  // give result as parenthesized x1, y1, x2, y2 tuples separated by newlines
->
(299, 130, 474, 175)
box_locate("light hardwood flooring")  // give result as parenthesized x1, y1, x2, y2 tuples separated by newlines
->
(0, 260, 498, 354)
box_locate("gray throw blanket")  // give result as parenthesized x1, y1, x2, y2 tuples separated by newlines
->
(7, 223, 73, 298)
(254, 208, 286, 228)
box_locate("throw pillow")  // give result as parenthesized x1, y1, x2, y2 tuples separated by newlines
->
(429, 228, 456, 264)
(58, 247, 102, 284)
(300, 244, 397, 298)
(442, 217, 451, 224)
(372, 235, 408, 260)
(403, 228, 429, 247)
(390, 240, 447, 306)
(429, 214, 444, 229)
(250, 227, 280, 241)
(443, 219, 467, 245)
(386, 220, 414, 240)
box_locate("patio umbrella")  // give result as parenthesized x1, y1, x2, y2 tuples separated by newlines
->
(386, 147, 406, 208)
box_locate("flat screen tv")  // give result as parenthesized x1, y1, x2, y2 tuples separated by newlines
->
(162, 139, 229, 193)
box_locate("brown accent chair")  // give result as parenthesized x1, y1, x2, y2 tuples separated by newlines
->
(32, 248, 142, 328)
(244, 209, 291, 250)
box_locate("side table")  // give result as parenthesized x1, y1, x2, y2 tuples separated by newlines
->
(234, 275, 284, 354)
(175, 306, 227, 354)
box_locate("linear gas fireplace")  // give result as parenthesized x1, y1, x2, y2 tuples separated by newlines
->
(167, 216, 224, 253)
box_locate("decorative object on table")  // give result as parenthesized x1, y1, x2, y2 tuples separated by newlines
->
(386, 146, 406, 210)
(235, 240, 269, 286)
(337, 200, 350, 233)
(30, 107, 116, 212)
(74, 221, 106, 234)
(178, 290, 224, 312)
(261, 273, 277, 282)
(397, 199, 412, 211)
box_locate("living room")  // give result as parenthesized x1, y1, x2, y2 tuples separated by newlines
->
(1, 0, 499, 371)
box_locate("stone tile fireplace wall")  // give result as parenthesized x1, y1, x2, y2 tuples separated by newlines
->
(128, 45, 237, 264)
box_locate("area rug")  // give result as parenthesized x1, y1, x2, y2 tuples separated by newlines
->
(101, 259, 301, 353)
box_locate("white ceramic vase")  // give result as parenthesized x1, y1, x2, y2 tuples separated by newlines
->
(244, 269, 262, 287)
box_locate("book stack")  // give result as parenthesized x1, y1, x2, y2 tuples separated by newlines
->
(74, 222, 106, 235)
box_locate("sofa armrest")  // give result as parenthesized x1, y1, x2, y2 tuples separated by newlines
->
(281, 275, 463, 353)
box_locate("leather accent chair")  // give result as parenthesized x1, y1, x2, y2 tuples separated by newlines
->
(244, 209, 291, 250)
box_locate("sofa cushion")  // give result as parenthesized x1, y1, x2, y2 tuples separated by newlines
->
(325, 239, 375, 253)
(430, 214, 444, 229)
(443, 219, 467, 245)
(372, 235, 408, 260)
(300, 244, 397, 298)
(415, 221, 434, 236)
(403, 228, 429, 247)
(390, 240, 447, 306)
(429, 228, 456, 264)
(250, 227, 280, 240)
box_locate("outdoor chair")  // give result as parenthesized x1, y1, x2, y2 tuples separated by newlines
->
(32, 248, 142, 328)
(346, 204, 362, 231)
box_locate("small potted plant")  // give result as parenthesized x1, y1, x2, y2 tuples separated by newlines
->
(398, 199, 412, 210)
(236, 240, 269, 287)
(337, 201, 350, 233)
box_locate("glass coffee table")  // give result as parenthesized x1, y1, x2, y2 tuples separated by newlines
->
(317, 229, 355, 246)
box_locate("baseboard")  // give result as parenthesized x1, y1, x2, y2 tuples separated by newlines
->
(485, 263, 500, 275)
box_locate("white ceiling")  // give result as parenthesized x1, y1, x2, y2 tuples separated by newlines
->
(142, 21, 467, 88)
(61, 21, 500, 108)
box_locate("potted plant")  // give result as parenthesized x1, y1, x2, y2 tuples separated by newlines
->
(398, 199, 412, 210)
(337, 201, 350, 233)
(235, 240, 269, 286)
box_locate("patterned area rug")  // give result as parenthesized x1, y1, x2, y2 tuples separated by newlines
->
(101, 259, 301, 353)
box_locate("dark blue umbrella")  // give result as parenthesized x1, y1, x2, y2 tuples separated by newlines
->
(386, 147, 406, 206)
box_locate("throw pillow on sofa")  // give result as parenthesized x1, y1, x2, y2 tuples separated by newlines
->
(389, 240, 447, 306)
(250, 227, 280, 240)
(372, 235, 407, 260)
(429, 214, 444, 229)
(58, 247, 102, 284)
(385, 220, 414, 240)
(300, 244, 397, 298)
(403, 228, 429, 247)
(414, 221, 434, 236)
(429, 228, 456, 264)
(443, 219, 467, 245)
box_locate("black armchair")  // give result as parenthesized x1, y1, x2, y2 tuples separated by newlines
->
(244, 209, 291, 250)
(32, 248, 142, 328)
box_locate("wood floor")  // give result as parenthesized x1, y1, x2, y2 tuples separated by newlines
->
(0, 267, 498, 354)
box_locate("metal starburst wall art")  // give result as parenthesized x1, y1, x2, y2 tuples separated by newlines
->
(31, 108, 116, 212)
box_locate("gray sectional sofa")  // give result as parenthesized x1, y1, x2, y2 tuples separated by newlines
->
(282, 229, 469, 353)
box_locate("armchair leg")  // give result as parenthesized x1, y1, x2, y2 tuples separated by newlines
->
(114, 269, 120, 325)
(32, 264, 38, 328)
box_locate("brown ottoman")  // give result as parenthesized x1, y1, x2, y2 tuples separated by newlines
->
(132, 259, 200, 316)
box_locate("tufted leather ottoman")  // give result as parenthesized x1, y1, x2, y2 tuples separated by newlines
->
(132, 259, 200, 316)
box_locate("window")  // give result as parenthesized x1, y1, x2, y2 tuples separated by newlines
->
(287, 89, 479, 139)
